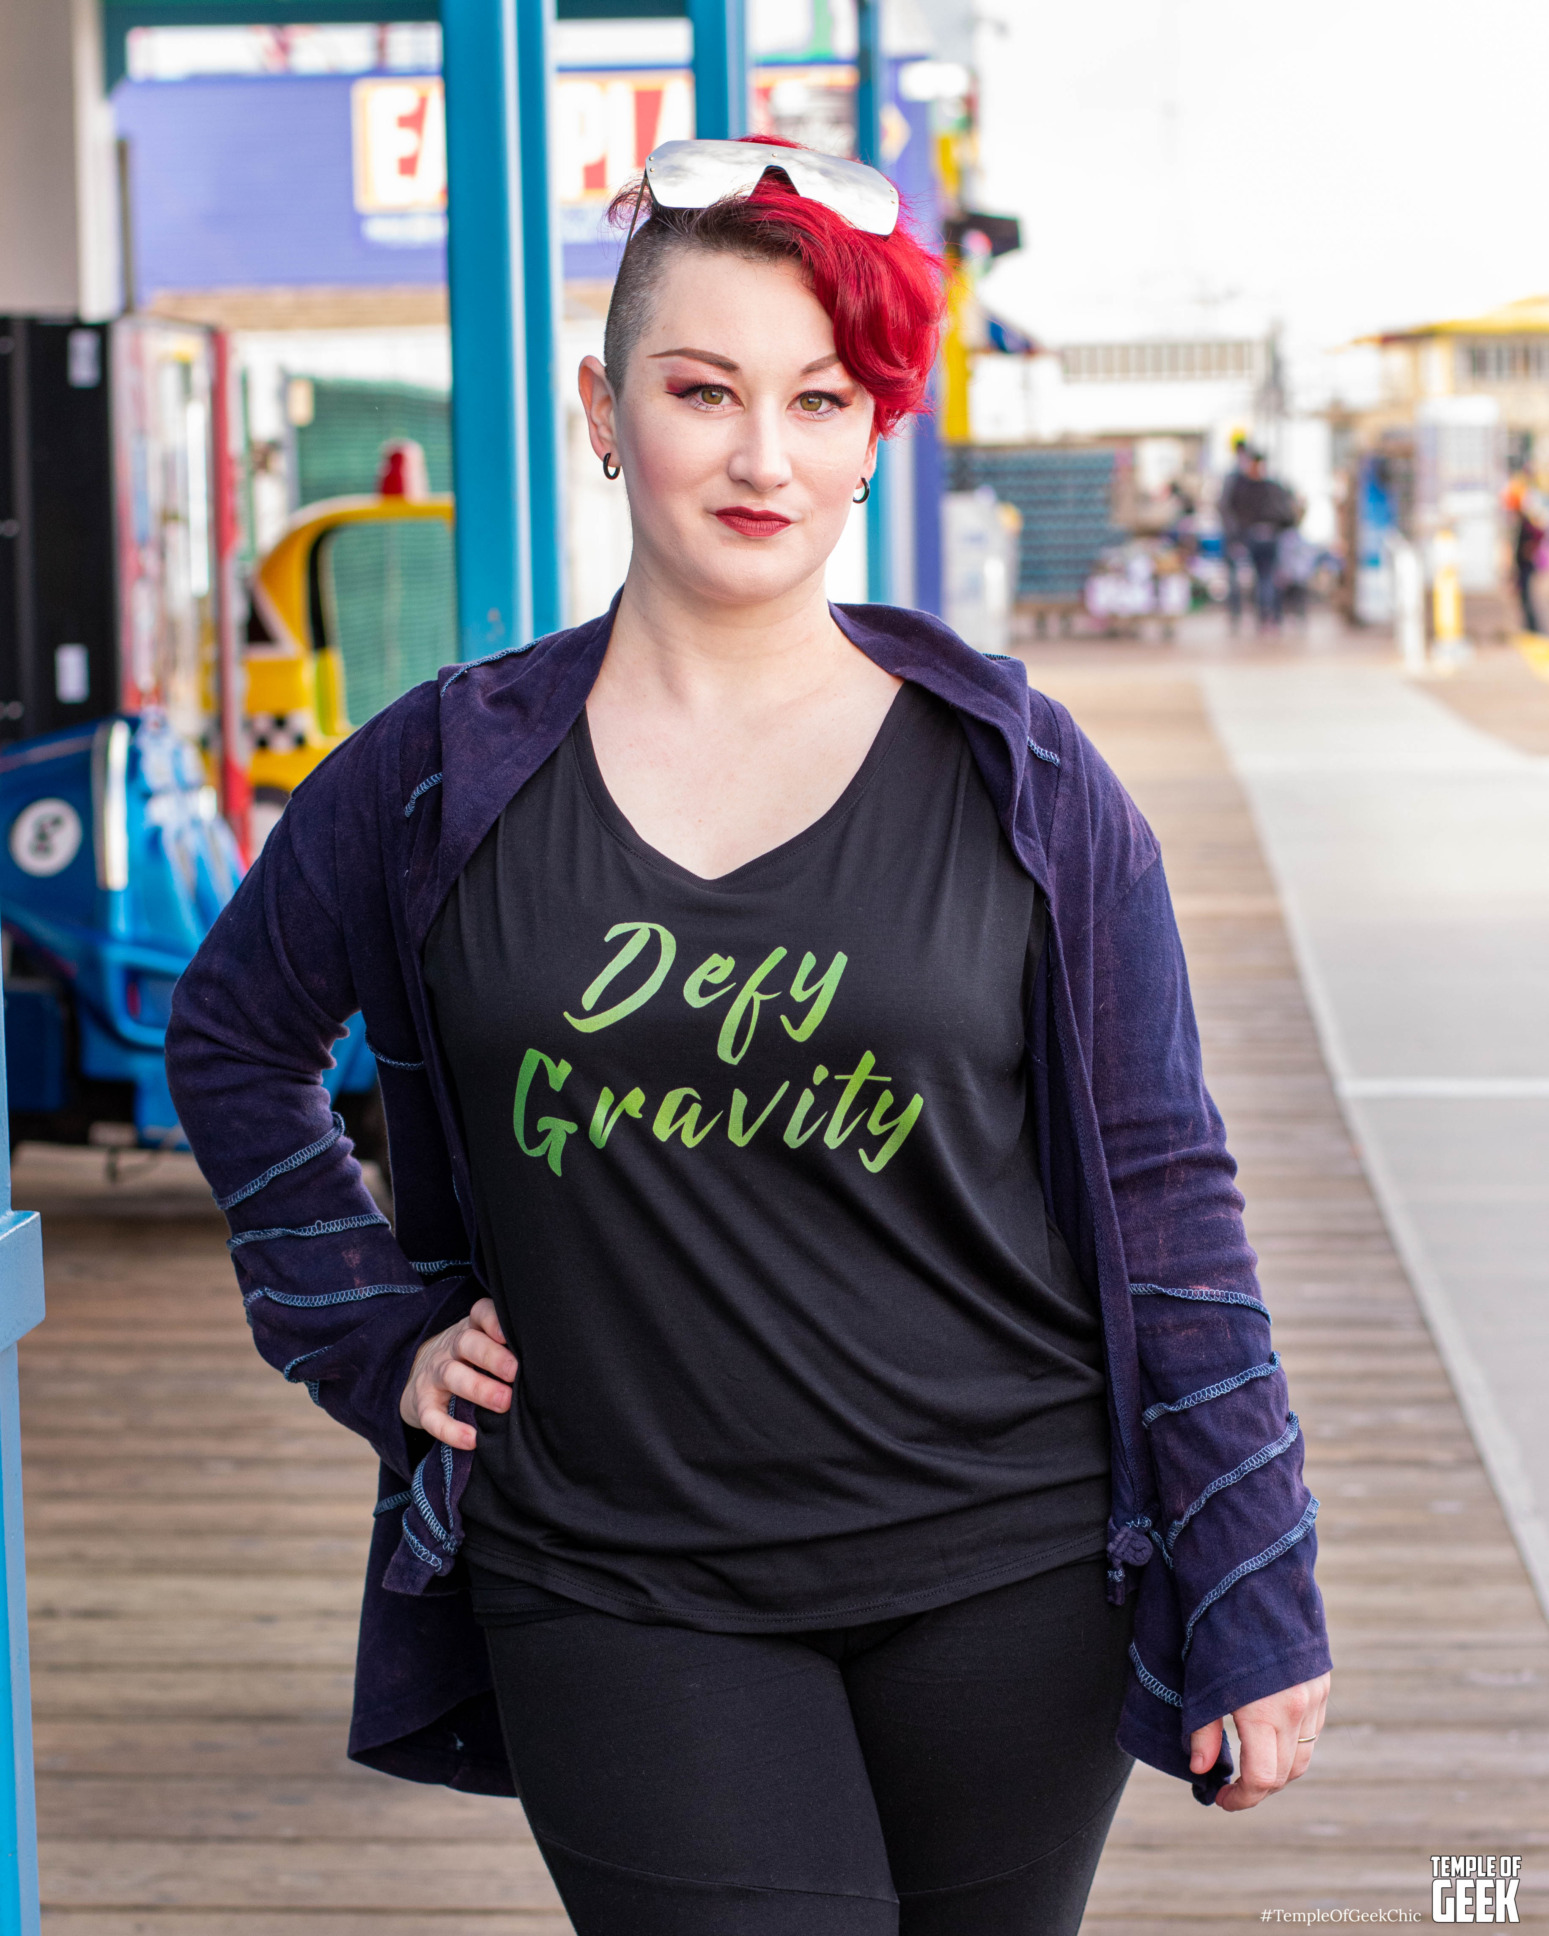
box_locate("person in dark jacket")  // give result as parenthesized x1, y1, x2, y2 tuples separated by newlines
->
(1217, 435, 1255, 628)
(1504, 466, 1546, 634)
(167, 136, 1330, 1936)
(1225, 450, 1299, 630)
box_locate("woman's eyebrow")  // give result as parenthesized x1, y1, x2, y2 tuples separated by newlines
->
(649, 347, 738, 370)
(647, 349, 845, 376)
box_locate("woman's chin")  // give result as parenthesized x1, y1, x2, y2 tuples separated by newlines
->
(662, 548, 828, 611)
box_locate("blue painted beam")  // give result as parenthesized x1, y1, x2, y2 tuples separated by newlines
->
(0, 979, 43, 1936)
(688, 0, 747, 140)
(854, 0, 892, 605)
(515, 0, 565, 637)
(443, 0, 532, 659)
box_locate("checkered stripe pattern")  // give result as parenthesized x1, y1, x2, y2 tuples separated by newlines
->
(249, 713, 312, 754)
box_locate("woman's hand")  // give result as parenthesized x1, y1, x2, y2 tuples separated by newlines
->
(1189, 1671, 1331, 1811)
(399, 1297, 517, 1451)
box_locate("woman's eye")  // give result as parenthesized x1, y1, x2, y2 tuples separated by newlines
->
(696, 385, 728, 406)
(796, 392, 834, 414)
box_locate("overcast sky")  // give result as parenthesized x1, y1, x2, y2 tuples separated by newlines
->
(971, 0, 1549, 404)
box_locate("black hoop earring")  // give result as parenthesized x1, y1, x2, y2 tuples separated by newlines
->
(852, 477, 871, 504)
(602, 453, 621, 480)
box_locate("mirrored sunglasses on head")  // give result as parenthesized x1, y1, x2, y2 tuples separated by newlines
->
(640, 139, 900, 237)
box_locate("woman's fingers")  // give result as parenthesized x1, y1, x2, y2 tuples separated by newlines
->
(1216, 1714, 1283, 1811)
(416, 1400, 478, 1452)
(1214, 1674, 1332, 1810)
(469, 1297, 507, 1344)
(442, 1354, 514, 1412)
(1288, 1672, 1332, 1783)
(399, 1304, 519, 1433)
(1189, 1718, 1223, 1776)
(454, 1324, 518, 1384)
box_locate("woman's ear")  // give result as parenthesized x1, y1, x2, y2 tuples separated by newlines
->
(861, 411, 881, 485)
(578, 356, 619, 464)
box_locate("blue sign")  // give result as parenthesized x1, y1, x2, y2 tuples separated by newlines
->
(114, 74, 447, 295)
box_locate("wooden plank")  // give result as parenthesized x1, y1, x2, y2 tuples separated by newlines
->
(37, 1778, 528, 1842)
(30, 1667, 354, 1721)
(41, 1918, 569, 1935)
(34, 1719, 363, 1780)
(38, 1840, 560, 1912)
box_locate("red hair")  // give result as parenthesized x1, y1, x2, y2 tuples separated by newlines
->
(604, 135, 943, 437)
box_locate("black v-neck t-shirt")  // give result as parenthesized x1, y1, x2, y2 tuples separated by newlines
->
(424, 681, 1109, 1630)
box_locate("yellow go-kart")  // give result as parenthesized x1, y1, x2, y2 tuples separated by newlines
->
(245, 443, 453, 839)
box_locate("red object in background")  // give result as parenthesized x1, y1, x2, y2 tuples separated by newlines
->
(377, 439, 430, 499)
(211, 331, 252, 865)
(634, 86, 665, 159)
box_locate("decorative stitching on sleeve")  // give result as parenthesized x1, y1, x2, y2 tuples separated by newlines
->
(281, 1344, 330, 1382)
(403, 771, 443, 817)
(1141, 1352, 1282, 1429)
(227, 1211, 389, 1252)
(1180, 1497, 1320, 1659)
(411, 1451, 459, 1554)
(408, 1257, 472, 1276)
(1146, 1526, 1174, 1571)
(1129, 1642, 1183, 1707)
(399, 1521, 444, 1572)
(366, 1040, 426, 1070)
(245, 1282, 421, 1310)
(374, 1489, 412, 1517)
(215, 1114, 346, 1210)
(1027, 735, 1062, 768)
(1167, 1415, 1301, 1551)
(1130, 1281, 1271, 1318)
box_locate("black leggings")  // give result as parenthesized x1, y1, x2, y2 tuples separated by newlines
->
(473, 1554, 1134, 1935)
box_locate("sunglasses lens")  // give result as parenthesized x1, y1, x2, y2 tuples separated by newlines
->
(644, 142, 752, 203)
(779, 152, 900, 236)
(644, 140, 900, 237)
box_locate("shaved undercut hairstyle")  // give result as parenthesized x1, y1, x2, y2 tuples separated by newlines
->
(602, 135, 943, 437)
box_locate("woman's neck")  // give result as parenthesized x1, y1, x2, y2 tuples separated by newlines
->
(597, 550, 856, 721)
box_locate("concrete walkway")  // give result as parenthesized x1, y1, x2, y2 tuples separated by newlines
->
(1201, 657, 1549, 1613)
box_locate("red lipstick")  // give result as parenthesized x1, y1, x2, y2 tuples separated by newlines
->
(714, 507, 792, 538)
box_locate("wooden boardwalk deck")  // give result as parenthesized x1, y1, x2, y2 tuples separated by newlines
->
(15, 641, 1548, 1930)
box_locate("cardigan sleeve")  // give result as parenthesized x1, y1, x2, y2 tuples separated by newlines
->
(166, 757, 477, 1500)
(1087, 847, 1330, 1731)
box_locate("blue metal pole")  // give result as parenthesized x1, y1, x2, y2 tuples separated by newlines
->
(0, 923, 43, 1936)
(515, 0, 565, 636)
(689, 0, 748, 139)
(855, 0, 892, 605)
(443, 0, 532, 658)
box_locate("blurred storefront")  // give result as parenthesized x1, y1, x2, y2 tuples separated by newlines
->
(1329, 296, 1549, 637)
(109, 7, 956, 649)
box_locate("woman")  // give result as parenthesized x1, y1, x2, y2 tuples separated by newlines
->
(168, 137, 1330, 1935)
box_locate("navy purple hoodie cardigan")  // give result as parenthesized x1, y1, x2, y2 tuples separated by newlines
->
(166, 599, 1330, 1805)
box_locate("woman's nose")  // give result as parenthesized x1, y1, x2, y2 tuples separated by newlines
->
(727, 402, 792, 496)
